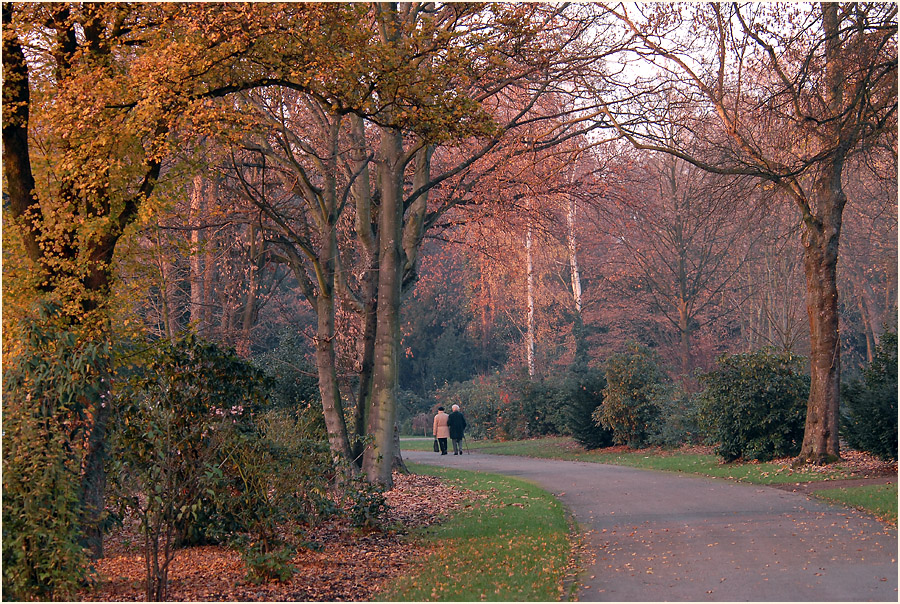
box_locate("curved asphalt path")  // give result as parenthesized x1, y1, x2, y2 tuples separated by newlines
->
(403, 450, 898, 601)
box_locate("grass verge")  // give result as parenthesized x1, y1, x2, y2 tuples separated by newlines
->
(814, 484, 898, 524)
(401, 436, 851, 485)
(376, 463, 575, 602)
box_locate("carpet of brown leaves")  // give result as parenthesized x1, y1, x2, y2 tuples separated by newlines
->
(770, 449, 898, 494)
(80, 472, 484, 602)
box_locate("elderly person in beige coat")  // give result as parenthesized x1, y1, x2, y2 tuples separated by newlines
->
(433, 406, 450, 455)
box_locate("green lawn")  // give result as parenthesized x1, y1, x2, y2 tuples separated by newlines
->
(402, 436, 852, 485)
(376, 463, 575, 602)
(814, 484, 898, 524)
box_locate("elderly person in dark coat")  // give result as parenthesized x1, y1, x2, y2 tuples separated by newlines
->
(447, 404, 467, 455)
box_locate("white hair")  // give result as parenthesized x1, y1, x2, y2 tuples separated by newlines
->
(452, 404, 460, 411)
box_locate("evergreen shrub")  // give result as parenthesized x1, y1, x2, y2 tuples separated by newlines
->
(594, 342, 669, 448)
(649, 391, 703, 447)
(565, 370, 614, 449)
(109, 336, 272, 599)
(842, 330, 897, 460)
(698, 348, 808, 462)
(110, 336, 337, 597)
(518, 374, 571, 437)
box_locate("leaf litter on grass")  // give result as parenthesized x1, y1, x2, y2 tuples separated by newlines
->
(80, 472, 483, 601)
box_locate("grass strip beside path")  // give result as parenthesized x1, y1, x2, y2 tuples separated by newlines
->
(377, 463, 575, 602)
(814, 484, 898, 524)
(402, 436, 852, 485)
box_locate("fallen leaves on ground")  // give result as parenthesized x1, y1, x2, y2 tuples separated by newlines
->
(80, 472, 482, 602)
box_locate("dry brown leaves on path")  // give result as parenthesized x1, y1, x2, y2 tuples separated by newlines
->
(80, 472, 483, 602)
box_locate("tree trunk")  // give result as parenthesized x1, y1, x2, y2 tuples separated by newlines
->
(362, 128, 405, 487)
(391, 423, 408, 474)
(160, 251, 179, 344)
(79, 373, 110, 560)
(349, 113, 378, 468)
(797, 174, 844, 464)
(353, 284, 377, 466)
(315, 288, 355, 470)
(202, 179, 217, 334)
(189, 175, 205, 333)
(858, 296, 876, 364)
(677, 301, 692, 376)
(797, 4, 846, 464)
(237, 224, 260, 357)
(566, 190, 588, 372)
(525, 218, 536, 377)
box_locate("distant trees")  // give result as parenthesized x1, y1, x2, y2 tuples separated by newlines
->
(603, 152, 758, 376)
(593, 2, 898, 462)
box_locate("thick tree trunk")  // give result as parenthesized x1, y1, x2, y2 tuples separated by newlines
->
(797, 172, 844, 464)
(797, 5, 846, 464)
(353, 285, 377, 466)
(363, 129, 405, 487)
(79, 394, 109, 559)
(349, 114, 378, 468)
(315, 290, 355, 469)
(799, 239, 841, 463)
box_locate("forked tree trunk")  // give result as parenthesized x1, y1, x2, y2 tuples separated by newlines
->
(349, 114, 379, 468)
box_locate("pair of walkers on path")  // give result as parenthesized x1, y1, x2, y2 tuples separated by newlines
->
(433, 405, 467, 455)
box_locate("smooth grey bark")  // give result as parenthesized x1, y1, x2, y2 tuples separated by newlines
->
(362, 126, 406, 486)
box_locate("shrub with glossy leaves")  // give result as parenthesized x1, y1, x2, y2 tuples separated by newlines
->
(698, 349, 808, 462)
(594, 342, 670, 448)
(517, 374, 571, 437)
(109, 335, 271, 600)
(842, 330, 897, 460)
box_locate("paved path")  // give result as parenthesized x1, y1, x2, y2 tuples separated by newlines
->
(403, 450, 898, 602)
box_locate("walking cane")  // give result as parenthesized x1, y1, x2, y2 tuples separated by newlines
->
(463, 435, 469, 455)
